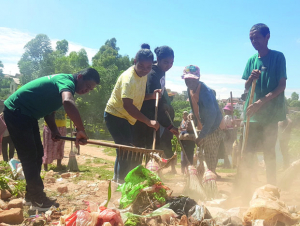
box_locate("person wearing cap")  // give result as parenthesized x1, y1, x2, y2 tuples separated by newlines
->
(179, 111, 189, 132)
(221, 103, 237, 168)
(241, 23, 287, 186)
(182, 65, 224, 175)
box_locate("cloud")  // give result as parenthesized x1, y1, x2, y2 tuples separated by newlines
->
(165, 66, 245, 99)
(0, 27, 98, 75)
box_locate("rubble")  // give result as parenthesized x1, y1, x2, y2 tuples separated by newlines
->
(7, 198, 23, 209)
(0, 208, 24, 224)
(57, 185, 68, 193)
(0, 189, 12, 200)
(61, 172, 71, 178)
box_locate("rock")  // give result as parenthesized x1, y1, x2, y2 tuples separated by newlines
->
(179, 215, 188, 226)
(103, 223, 112, 226)
(7, 199, 23, 209)
(0, 190, 12, 200)
(0, 223, 12, 226)
(45, 177, 56, 183)
(147, 218, 157, 226)
(57, 185, 68, 193)
(61, 172, 71, 178)
(0, 208, 23, 224)
(0, 200, 8, 210)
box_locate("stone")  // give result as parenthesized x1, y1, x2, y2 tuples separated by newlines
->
(0, 208, 24, 224)
(0, 190, 12, 200)
(61, 172, 71, 178)
(7, 199, 23, 209)
(0, 200, 8, 210)
(45, 177, 56, 183)
(57, 185, 68, 193)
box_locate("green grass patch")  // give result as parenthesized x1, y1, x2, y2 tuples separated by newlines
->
(73, 161, 114, 182)
(102, 147, 117, 157)
(48, 164, 68, 173)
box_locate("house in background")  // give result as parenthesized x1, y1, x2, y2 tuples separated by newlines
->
(10, 78, 20, 93)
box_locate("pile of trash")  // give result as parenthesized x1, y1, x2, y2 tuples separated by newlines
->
(14, 165, 300, 226)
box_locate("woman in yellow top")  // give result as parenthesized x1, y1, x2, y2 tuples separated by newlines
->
(104, 44, 160, 183)
(43, 106, 67, 171)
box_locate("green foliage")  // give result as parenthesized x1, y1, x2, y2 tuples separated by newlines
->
(0, 161, 26, 197)
(290, 100, 300, 108)
(290, 111, 300, 128)
(171, 135, 181, 153)
(233, 109, 241, 118)
(291, 92, 299, 101)
(0, 60, 4, 78)
(18, 34, 53, 84)
(171, 99, 190, 126)
(56, 39, 68, 55)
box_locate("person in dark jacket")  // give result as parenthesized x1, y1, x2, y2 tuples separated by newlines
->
(182, 65, 225, 175)
(133, 46, 179, 173)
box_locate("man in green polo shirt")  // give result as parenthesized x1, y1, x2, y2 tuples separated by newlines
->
(4, 68, 100, 211)
(242, 23, 287, 186)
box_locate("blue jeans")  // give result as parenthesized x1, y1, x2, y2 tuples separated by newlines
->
(104, 112, 140, 182)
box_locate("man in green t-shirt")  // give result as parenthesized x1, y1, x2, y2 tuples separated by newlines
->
(3, 68, 100, 211)
(241, 23, 287, 186)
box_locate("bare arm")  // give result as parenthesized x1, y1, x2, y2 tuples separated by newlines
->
(61, 91, 87, 145)
(44, 112, 60, 141)
(123, 98, 159, 131)
(247, 78, 286, 117)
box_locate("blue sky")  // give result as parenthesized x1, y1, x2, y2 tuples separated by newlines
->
(0, 0, 299, 99)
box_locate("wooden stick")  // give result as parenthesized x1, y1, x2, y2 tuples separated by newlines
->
(58, 136, 164, 155)
(152, 92, 159, 150)
(191, 120, 198, 139)
(70, 118, 73, 153)
(241, 79, 257, 155)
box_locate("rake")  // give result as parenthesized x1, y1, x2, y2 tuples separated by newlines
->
(58, 136, 164, 163)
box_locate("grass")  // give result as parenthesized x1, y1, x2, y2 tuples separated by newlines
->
(102, 147, 117, 157)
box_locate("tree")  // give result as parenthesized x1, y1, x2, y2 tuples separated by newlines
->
(74, 38, 132, 136)
(0, 60, 4, 78)
(290, 100, 300, 108)
(18, 34, 53, 84)
(291, 92, 299, 101)
(56, 39, 68, 55)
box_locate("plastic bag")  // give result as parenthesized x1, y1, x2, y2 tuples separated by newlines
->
(117, 165, 167, 209)
(188, 204, 212, 223)
(76, 210, 92, 226)
(243, 184, 300, 226)
(97, 208, 123, 226)
(9, 159, 25, 179)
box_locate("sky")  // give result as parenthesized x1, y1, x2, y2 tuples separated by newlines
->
(0, 0, 299, 99)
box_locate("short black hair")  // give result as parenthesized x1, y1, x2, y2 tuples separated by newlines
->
(135, 43, 154, 63)
(250, 23, 270, 37)
(154, 46, 174, 59)
(74, 68, 100, 84)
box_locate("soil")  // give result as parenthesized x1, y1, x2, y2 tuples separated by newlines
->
(1, 140, 300, 222)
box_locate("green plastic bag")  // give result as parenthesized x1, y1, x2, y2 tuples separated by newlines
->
(118, 165, 167, 209)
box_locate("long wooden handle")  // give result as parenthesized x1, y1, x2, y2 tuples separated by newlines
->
(190, 120, 198, 139)
(152, 92, 159, 150)
(70, 118, 73, 153)
(242, 79, 257, 154)
(58, 136, 164, 154)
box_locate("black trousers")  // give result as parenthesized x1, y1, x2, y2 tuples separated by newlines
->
(2, 136, 15, 162)
(4, 107, 44, 199)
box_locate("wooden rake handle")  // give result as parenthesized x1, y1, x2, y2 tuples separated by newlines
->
(241, 79, 257, 154)
(152, 92, 159, 150)
(58, 136, 164, 155)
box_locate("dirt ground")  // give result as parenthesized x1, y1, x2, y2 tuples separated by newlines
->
(1, 140, 300, 217)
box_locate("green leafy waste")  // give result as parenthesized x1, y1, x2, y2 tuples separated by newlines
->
(117, 165, 167, 209)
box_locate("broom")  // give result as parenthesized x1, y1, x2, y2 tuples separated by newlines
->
(190, 120, 219, 200)
(165, 111, 207, 201)
(67, 119, 79, 172)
